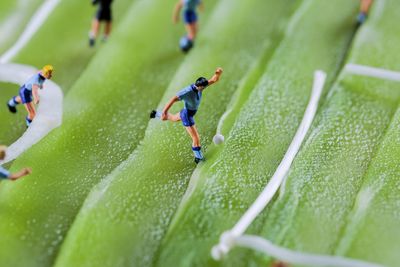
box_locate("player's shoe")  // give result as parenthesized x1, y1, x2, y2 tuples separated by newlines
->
(179, 36, 194, 53)
(88, 31, 96, 47)
(194, 157, 204, 164)
(193, 149, 204, 164)
(7, 102, 17, 113)
(150, 110, 157, 119)
(25, 117, 32, 127)
(357, 12, 367, 25)
(89, 37, 95, 47)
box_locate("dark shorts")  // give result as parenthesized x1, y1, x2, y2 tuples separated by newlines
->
(183, 10, 197, 24)
(19, 86, 32, 104)
(96, 8, 112, 21)
(180, 108, 197, 127)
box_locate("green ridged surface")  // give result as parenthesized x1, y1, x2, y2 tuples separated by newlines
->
(0, 0, 399, 266)
(53, 0, 298, 266)
(156, 1, 360, 266)
(258, 1, 400, 266)
(0, 0, 209, 266)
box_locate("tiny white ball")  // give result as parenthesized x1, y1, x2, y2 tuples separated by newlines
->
(213, 134, 224, 145)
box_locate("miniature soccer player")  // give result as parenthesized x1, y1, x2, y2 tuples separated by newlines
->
(89, 0, 114, 47)
(0, 146, 31, 181)
(7, 65, 54, 127)
(150, 67, 223, 163)
(173, 0, 204, 53)
(357, 0, 373, 24)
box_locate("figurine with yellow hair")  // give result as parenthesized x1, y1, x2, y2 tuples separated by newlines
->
(0, 146, 31, 181)
(7, 65, 54, 127)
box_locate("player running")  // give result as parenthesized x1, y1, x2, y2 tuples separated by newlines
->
(0, 146, 31, 181)
(173, 0, 204, 53)
(89, 0, 114, 47)
(7, 65, 54, 127)
(150, 67, 223, 163)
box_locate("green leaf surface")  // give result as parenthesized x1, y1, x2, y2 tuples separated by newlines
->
(53, 0, 298, 266)
(156, 0, 361, 266)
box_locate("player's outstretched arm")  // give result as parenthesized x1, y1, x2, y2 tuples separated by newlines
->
(208, 67, 223, 86)
(173, 1, 183, 23)
(9, 168, 32, 181)
(33, 85, 40, 104)
(162, 96, 179, 120)
(199, 1, 205, 12)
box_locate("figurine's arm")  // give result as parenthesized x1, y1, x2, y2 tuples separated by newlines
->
(9, 168, 31, 180)
(198, 1, 204, 12)
(173, 1, 183, 23)
(32, 85, 40, 104)
(208, 67, 223, 86)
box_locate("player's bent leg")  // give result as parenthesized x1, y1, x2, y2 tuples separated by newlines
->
(191, 23, 198, 40)
(89, 19, 100, 47)
(186, 126, 204, 163)
(24, 103, 36, 120)
(149, 110, 181, 122)
(168, 112, 181, 122)
(23, 103, 35, 127)
(104, 21, 112, 41)
(358, 0, 373, 24)
(186, 125, 200, 147)
(186, 23, 197, 41)
(361, 0, 373, 13)
(7, 96, 20, 113)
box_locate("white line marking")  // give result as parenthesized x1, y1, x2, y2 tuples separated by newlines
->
(216, 108, 231, 135)
(212, 70, 326, 259)
(0, 0, 61, 64)
(0, 63, 63, 164)
(235, 235, 385, 267)
(345, 64, 400, 82)
(0, 0, 29, 48)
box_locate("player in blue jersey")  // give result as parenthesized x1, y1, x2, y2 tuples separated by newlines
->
(357, 0, 373, 24)
(7, 65, 54, 127)
(173, 0, 204, 52)
(89, 0, 114, 47)
(0, 146, 31, 181)
(150, 67, 223, 163)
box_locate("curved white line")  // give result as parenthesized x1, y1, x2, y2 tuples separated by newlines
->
(0, 0, 61, 64)
(0, 63, 63, 164)
(216, 108, 231, 135)
(233, 70, 326, 236)
(235, 235, 385, 267)
(212, 70, 326, 259)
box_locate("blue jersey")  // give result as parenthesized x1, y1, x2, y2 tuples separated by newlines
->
(183, 0, 201, 11)
(177, 84, 202, 111)
(0, 166, 10, 179)
(23, 73, 46, 91)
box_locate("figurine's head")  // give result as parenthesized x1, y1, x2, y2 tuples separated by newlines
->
(41, 65, 54, 79)
(0, 145, 7, 160)
(195, 77, 208, 90)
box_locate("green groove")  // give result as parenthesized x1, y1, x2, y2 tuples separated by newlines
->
(53, 0, 298, 266)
